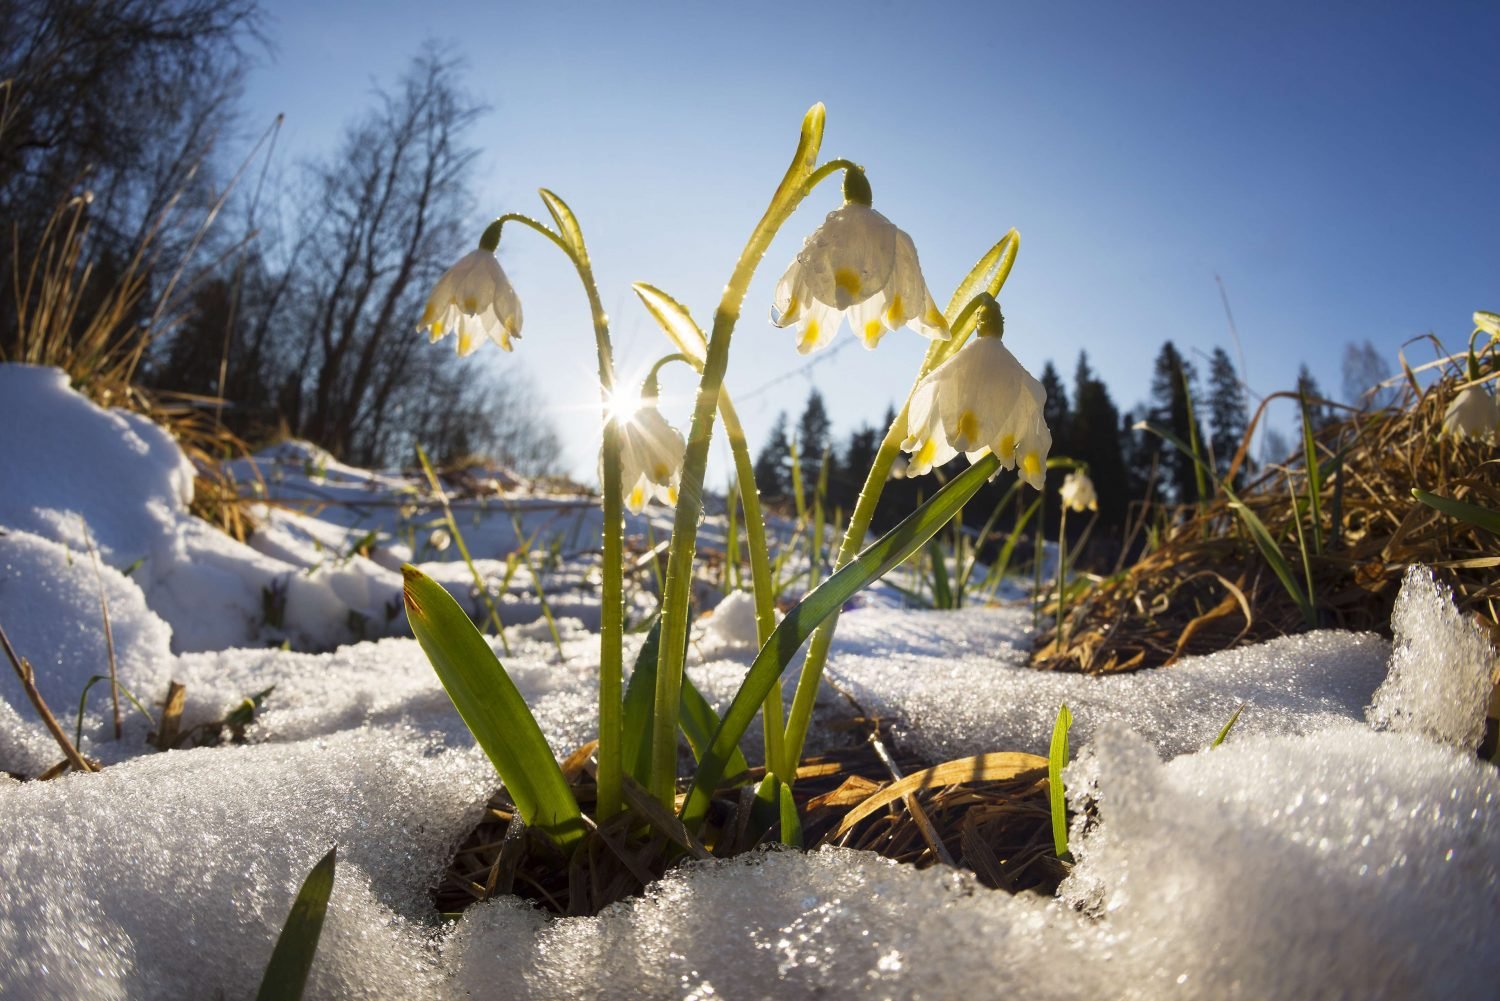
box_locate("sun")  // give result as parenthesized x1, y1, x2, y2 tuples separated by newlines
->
(605, 386, 644, 425)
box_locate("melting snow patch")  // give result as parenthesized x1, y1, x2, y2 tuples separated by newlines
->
(1368, 565, 1496, 751)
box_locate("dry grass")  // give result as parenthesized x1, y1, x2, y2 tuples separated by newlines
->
(435, 721, 1063, 918)
(1033, 349, 1499, 673)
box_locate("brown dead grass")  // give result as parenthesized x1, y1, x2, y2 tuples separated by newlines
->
(1033, 351, 1499, 673)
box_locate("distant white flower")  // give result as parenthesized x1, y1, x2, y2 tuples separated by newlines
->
(1060, 471, 1099, 512)
(428, 527, 452, 552)
(901, 323, 1051, 489)
(772, 203, 949, 355)
(1475, 310, 1500, 341)
(612, 402, 687, 514)
(416, 249, 523, 355)
(1442, 385, 1499, 441)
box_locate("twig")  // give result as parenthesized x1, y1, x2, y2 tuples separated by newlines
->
(0, 620, 99, 774)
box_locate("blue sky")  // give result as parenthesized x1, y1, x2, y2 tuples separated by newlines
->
(242, 1, 1500, 483)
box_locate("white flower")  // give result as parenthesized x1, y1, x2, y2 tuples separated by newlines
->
(1475, 311, 1500, 341)
(612, 402, 687, 514)
(772, 203, 949, 355)
(416, 249, 523, 355)
(1060, 471, 1099, 512)
(427, 527, 453, 552)
(1442, 384, 1499, 440)
(900, 330, 1051, 489)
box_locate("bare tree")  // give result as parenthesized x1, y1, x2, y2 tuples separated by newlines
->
(1342, 340, 1398, 411)
(282, 53, 484, 465)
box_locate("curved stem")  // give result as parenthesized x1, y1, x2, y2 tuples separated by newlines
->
(648, 352, 787, 778)
(780, 324, 960, 769)
(650, 109, 835, 808)
(487, 209, 625, 820)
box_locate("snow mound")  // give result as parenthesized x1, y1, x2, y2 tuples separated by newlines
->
(1060, 723, 1500, 999)
(825, 605, 1391, 759)
(0, 727, 493, 1000)
(1369, 565, 1496, 750)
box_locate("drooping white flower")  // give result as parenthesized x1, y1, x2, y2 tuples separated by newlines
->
(611, 401, 687, 514)
(1060, 471, 1099, 512)
(1442, 384, 1499, 441)
(1474, 310, 1500, 342)
(772, 202, 949, 355)
(900, 301, 1051, 489)
(428, 527, 453, 552)
(416, 249, 523, 355)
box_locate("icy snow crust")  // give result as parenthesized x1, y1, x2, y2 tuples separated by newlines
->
(1, 364, 1497, 999)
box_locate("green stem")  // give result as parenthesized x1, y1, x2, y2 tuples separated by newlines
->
(1056, 505, 1069, 648)
(644, 353, 787, 778)
(648, 107, 831, 807)
(487, 211, 625, 820)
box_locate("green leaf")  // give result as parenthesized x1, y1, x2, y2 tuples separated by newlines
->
(632, 283, 708, 364)
(778, 777, 803, 848)
(1298, 393, 1324, 555)
(927, 535, 954, 609)
(402, 565, 585, 849)
(255, 847, 336, 1001)
(943, 230, 1020, 330)
(681, 453, 1002, 830)
(1048, 704, 1073, 859)
(537, 188, 587, 258)
(621, 619, 748, 784)
(1413, 488, 1500, 537)
(1212, 702, 1246, 747)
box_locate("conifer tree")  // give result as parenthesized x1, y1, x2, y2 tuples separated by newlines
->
(753, 411, 792, 501)
(795, 388, 834, 495)
(1206, 346, 1251, 485)
(1070, 351, 1129, 528)
(1146, 340, 1206, 505)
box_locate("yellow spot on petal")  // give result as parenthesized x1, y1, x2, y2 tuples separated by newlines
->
(924, 302, 944, 327)
(462, 295, 479, 312)
(835, 268, 862, 298)
(431, 320, 445, 337)
(457, 329, 474, 355)
(998, 433, 1016, 455)
(666, 485, 679, 505)
(629, 485, 645, 510)
(956, 411, 980, 449)
(862, 319, 884, 347)
(886, 294, 905, 326)
(653, 462, 670, 480)
(916, 438, 937, 468)
(1022, 451, 1042, 478)
(799, 318, 821, 352)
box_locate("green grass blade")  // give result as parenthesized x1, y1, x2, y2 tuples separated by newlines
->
(982, 493, 1041, 599)
(1137, 420, 1317, 626)
(1212, 702, 1246, 747)
(1413, 488, 1500, 537)
(255, 847, 336, 1001)
(402, 565, 585, 850)
(1298, 393, 1324, 554)
(622, 619, 748, 782)
(778, 776, 803, 848)
(1048, 704, 1072, 859)
(681, 453, 1002, 829)
(927, 535, 954, 609)
(621, 618, 663, 785)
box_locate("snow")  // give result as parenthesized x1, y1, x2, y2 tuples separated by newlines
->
(1, 363, 1497, 999)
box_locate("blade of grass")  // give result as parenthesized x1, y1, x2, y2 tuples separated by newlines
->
(1048, 703, 1073, 859)
(680, 453, 1001, 830)
(402, 566, 585, 850)
(1137, 420, 1317, 627)
(1212, 702, 1246, 747)
(415, 445, 509, 654)
(1298, 392, 1324, 555)
(1413, 488, 1500, 537)
(927, 535, 954, 609)
(255, 846, 336, 1001)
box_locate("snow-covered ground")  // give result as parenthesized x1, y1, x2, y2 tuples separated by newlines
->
(1, 363, 1496, 999)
